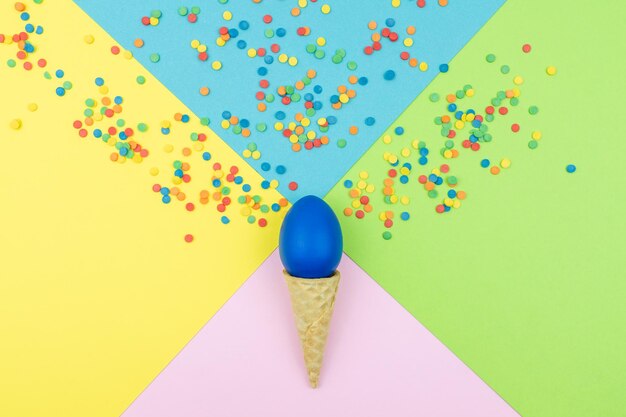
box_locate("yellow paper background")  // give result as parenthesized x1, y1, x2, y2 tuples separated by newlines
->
(0, 2, 284, 416)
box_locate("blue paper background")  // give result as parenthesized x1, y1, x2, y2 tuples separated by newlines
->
(75, 0, 504, 199)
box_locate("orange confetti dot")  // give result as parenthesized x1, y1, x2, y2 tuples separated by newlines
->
(349, 126, 358, 135)
(490, 166, 500, 175)
(199, 86, 210, 96)
(133, 38, 144, 48)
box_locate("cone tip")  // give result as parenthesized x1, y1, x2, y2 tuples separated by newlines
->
(309, 371, 319, 388)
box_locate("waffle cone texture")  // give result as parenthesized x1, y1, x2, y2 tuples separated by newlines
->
(283, 270, 340, 388)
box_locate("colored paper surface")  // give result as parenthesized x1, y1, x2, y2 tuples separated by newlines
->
(0, 3, 284, 416)
(325, 1, 626, 416)
(122, 250, 520, 417)
(74, 0, 505, 198)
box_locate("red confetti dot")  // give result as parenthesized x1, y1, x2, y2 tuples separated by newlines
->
(360, 196, 369, 205)
(184, 234, 194, 243)
(110, 45, 121, 55)
(388, 32, 399, 42)
(73, 120, 82, 129)
(23, 61, 32, 70)
(263, 14, 272, 24)
(185, 203, 195, 212)
(141, 16, 150, 26)
(188, 13, 197, 23)
(288, 181, 298, 191)
(258, 218, 268, 227)
(522, 43, 531, 53)
(364, 46, 373, 55)
(78, 129, 88, 138)
(417, 0, 426, 8)
(400, 51, 409, 60)
(198, 52, 208, 61)
(485, 106, 495, 115)
(372, 41, 382, 51)
(436, 204, 445, 213)
(447, 130, 456, 138)
(388, 169, 397, 177)
(152, 184, 161, 192)
(440, 164, 450, 173)
(355, 210, 365, 219)
(499, 106, 508, 115)
(470, 142, 480, 151)
(511, 123, 520, 132)
(37, 59, 46, 68)
(418, 175, 427, 184)
(384, 219, 393, 228)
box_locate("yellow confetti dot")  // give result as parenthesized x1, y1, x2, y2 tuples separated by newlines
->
(531, 131, 542, 140)
(359, 171, 369, 180)
(365, 184, 375, 193)
(242, 149, 252, 158)
(223, 11, 233, 20)
(401, 148, 410, 157)
(357, 180, 367, 189)
(288, 56, 298, 66)
(191, 39, 200, 49)
(197, 44, 207, 53)
(84, 34, 94, 44)
(400, 196, 410, 205)
(466, 88, 475, 97)
(352, 199, 361, 209)
(149, 167, 159, 176)
(382, 134, 392, 144)
(278, 53, 288, 63)
(211, 61, 222, 70)
(316, 37, 326, 47)
(163, 144, 174, 153)
(221, 120, 230, 129)
(251, 150, 261, 160)
(298, 0, 308, 7)
(247, 48, 257, 58)
(419, 61, 428, 71)
(321, 4, 331, 13)
(403, 38, 413, 47)
(27, 103, 38, 112)
(149, 17, 159, 26)
(9, 119, 22, 130)
(216, 37, 226, 47)
(513, 75, 524, 85)
(392, 0, 401, 7)
(500, 158, 511, 169)
(270, 179, 279, 188)
(123, 50, 133, 60)
(546, 66, 557, 76)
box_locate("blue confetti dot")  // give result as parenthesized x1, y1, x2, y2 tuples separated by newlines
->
(566, 164, 576, 173)
(385, 18, 396, 27)
(365, 117, 375, 126)
(383, 69, 396, 80)
(221, 216, 230, 224)
(480, 159, 490, 168)
(401, 212, 410, 221)
(202, 152, 211, 161)
(343, 179, 353, 188)
(55, 69, 64, 79)
(55, 87, 65, 97)
(276, 165, 286, 175)
(394, 126, 404, 135)
(439, 63, 449, 73)
(239, 20, 249, 30)
(261, 162, 271, 171)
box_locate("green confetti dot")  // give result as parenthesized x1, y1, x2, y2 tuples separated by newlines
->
(200, 117, 210, 126)
(429, 93, 440, 102)
(528, 140, 538, 149)
(178, 7, 188, 16)
(136, 75, 146, 84)
(427, 190, 438, 198)
(150, 10, 162, 18)
(149, 53, 160, 63)
(62, 81, 73, 90)
(314, 49, 325, 59)
(256, 123, 267, 132)
(137, 123, 148, 132)
(7, 59, 16, 68)
(486, 53, 496, 63)
(337, 138, 347, 148)
(528, 105, 539, 115)
(347, 61, 357, 71)
(500, 64, 510, 74)
(190, 6, 201, 14)
(382, 231, 392, 240)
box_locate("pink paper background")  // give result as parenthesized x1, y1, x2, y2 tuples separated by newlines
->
(122, 251, 519, 417)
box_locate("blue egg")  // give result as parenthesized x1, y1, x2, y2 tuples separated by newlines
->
(279, 196, 342, 278)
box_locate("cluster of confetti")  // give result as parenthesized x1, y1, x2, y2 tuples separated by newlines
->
(340, 44, 562, 239)
(118, 1, 463, 191)
(1, 2, 47, 73)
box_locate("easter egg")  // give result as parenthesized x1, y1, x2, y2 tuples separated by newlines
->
(279, 195, 342, 278)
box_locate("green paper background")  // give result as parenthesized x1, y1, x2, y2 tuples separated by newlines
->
(326, 0, 626, 416)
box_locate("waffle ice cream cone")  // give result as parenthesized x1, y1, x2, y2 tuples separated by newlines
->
(283, 270, 340, 388)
